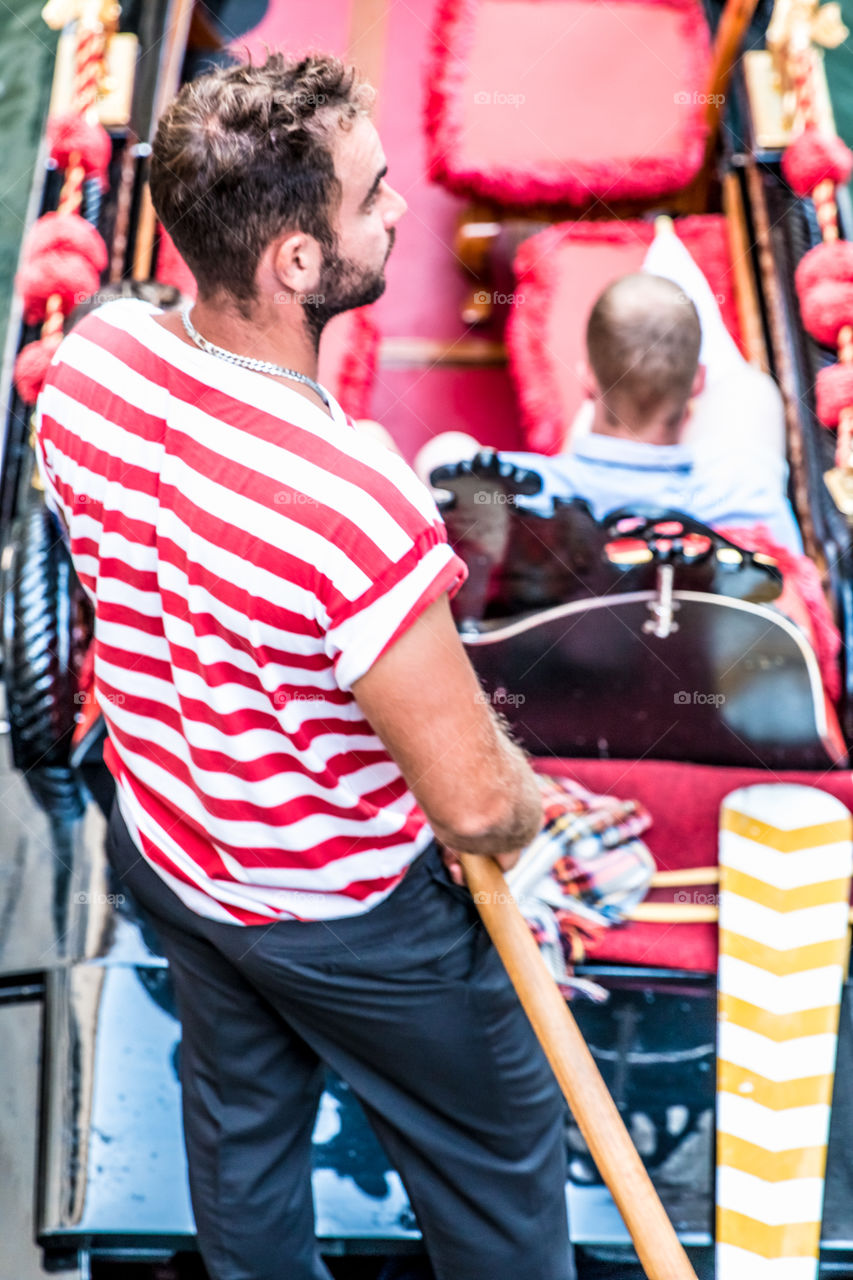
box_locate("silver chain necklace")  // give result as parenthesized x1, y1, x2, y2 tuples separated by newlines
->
(181, 306, 331, 408)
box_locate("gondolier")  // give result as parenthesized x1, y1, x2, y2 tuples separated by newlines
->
(32, 51, 573, 1280)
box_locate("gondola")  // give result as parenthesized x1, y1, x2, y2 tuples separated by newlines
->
(2, 2, 853, 1279)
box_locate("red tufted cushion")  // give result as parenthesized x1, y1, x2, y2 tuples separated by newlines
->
(426, 0, 711, 208)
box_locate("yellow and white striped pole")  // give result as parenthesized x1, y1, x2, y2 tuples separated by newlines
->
(716, 784, 853, 1278)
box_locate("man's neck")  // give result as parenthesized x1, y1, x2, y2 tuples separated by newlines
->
(190, 297, 320, 379)
(154, 296, 331, 417)
(589, 403, 683, 448)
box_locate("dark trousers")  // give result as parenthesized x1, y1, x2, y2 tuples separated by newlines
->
(106, 801, 573, 1280)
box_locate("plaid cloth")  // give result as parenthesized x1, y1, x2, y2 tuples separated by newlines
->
(505, 774, 655, 998)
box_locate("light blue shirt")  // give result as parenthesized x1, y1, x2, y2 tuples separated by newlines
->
(500, 434, 803, 555)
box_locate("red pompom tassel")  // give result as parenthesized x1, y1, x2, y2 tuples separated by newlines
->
(16, 249, 100, 324)
(782, 128, 853, 197)
(814, 363, 853, 427)
(47, 112, 112, 179)
(23, 212, 108, 274)
(795, 240, 853, 299)
(816, 362, 853, 428)
(798, 278, 853, 347)
(13, 335, 62, 405)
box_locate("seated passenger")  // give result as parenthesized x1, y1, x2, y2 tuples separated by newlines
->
(417, 269, 803, 554)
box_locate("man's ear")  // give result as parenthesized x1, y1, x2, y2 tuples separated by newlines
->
(577, 359, 598, 399)
(269, 231, 323, 295)
(691, 362, 707, 399)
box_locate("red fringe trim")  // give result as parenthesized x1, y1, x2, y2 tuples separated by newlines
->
(335, 308, 380, 420)
(425, 0, 711, 208)
(507, 216, 741, 454)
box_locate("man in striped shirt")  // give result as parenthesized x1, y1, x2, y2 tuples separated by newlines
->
(35, 54, 572, 1280)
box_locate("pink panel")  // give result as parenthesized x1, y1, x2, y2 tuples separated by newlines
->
(155, 227, 197, 298)
(373, 0, 475, 342)
(370, 364, 525, 461)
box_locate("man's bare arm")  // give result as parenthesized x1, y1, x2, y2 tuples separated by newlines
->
(351, 594, 542, 858)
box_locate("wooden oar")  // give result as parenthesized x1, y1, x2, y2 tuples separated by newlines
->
(460, 852, 699, 1280)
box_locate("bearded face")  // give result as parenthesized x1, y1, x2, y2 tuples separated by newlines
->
(302, 228, 396, 347)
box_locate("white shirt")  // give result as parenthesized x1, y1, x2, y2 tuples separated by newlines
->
(500, 430, 804, 554)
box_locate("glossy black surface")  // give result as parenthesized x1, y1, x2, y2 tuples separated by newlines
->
(432, 467, 839, 768)
(436, 477, 783, 628)
(465, 591, 838, 768)
(27, 926, 853, 1258)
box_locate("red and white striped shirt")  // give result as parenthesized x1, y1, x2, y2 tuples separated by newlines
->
(35, 299, 467, 924)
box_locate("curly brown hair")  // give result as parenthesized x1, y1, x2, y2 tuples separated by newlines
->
(149, 53, 374, 311)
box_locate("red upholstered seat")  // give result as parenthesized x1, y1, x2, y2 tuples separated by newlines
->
(507, 216, 743, 454)
(426, 0, 711, 208)
(540, 758, 853, 973)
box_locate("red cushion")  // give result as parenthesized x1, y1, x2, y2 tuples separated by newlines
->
(426, 0, 710, 208)
(538, 758, 853, 972)
(507, 216, 744, 454)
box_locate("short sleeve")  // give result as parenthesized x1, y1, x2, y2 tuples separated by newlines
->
(317, 455, 468, 693)
(323, 522, 467, 692)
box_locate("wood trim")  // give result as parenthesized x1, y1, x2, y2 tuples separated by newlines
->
(704, 0, 761, 141)
(153, 0, 196, 131)
(131, 185, 158, 282)
(722, 171, 769, 371)
(628, 902, 719, 923)
(651, 867, 719, 887)
(132, 0, 196, 281)
(379, 336, 506, 368)
(745, 157, 819, 562)
(678, 0, 760, 210)
(627, 902, 853, 924)
(187, 3, 224, 51)
(109, 137, 139, 282)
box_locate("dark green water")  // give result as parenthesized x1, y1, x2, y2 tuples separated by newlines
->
(824, 1, 853, 172)
(0, 2, 58, 374)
